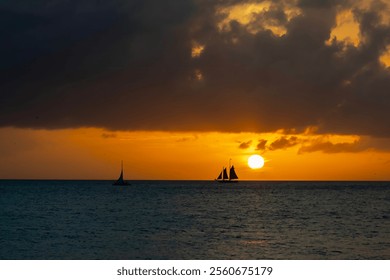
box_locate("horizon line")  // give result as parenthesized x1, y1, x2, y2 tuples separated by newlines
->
(0, 179, 389, 182)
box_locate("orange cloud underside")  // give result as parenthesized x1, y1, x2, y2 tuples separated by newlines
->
(0, 128, 389, 180)
(380, 46, 390, 67)
(216, 2, 300, 36)
(328, 10, 361, 46)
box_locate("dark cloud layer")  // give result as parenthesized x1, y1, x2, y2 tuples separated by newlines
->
(1, 0, 390, 137)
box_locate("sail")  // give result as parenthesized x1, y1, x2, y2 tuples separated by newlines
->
(229, 165, 238, 180)
(118, 161, 124, 181)
(222, 168, 228, 180)
(113, 160, 129, 185)
(117, 170, 124, 181)
(215, 162, 239, 182)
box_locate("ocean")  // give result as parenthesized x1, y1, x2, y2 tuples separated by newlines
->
(1, 180, 389, 259)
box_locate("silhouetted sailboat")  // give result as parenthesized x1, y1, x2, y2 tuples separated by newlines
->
(215, 160, 239, 183)
(113, 161, 130, 186)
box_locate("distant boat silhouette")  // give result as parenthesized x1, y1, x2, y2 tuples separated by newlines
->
(113, 161, 130, 186)
(215, 160, 239, 183)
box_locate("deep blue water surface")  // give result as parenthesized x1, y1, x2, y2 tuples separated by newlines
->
(1, 180, 389, 259)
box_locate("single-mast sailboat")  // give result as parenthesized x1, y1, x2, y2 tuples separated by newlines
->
(113, 161, 130, 185)
(215, 160, 239, 183)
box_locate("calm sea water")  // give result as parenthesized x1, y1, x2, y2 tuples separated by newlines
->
(1, 180, 389, 259)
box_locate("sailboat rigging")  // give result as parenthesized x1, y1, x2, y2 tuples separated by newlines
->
(113, 161, 130, 186)
(215, 159, 239, 183)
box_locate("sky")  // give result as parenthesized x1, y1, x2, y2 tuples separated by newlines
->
(1, 0, 390, 180)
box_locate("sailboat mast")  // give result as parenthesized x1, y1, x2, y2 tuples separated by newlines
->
(215, 159, 238, 182)
(120, 160, 124, 179)
(229, 158, 231, 181)
(113, 160, 129, 185)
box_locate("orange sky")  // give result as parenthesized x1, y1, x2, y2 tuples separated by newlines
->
(1, 1, 390, 180)
(1, 127, 389, 180)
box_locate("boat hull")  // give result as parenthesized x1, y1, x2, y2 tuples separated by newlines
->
(112, 182, 130, 186)
(215, 180, 238, 183)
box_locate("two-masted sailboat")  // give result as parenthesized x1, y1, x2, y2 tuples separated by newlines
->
(113, 161, 130, 186)
(215, 160, 239, 183)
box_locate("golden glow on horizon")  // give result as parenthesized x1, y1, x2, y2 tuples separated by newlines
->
(0, 127, 390, 180)
(248, 154, 265, 169)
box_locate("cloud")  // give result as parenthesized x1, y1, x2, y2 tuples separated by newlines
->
(268, 136, 300, 150)
(298, 135, 390, 153)
(101, 132, 117, 139)
(256, 139, 268, 151)
(238, 140, 252, 149)
(298, 140, 368, 153)
(176, 135, 199, 142)
(1, 0, 390, 139)
(238, 133, 390, 154)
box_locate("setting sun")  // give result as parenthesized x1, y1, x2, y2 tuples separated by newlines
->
(248, 154, 265, 169)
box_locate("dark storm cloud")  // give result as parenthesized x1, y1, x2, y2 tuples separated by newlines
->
(1, 0, 390, 138)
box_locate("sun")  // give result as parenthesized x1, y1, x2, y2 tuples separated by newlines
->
(248, 154, 265, 169)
